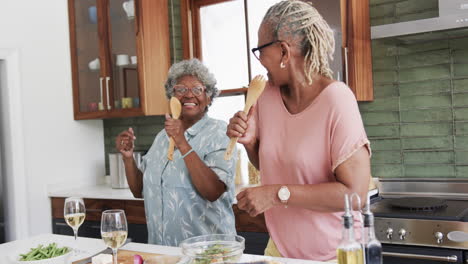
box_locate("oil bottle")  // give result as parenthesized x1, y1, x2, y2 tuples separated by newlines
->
(337, 194, 364, 264)
(362, 195, 382, 264)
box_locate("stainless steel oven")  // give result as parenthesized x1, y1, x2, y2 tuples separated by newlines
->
(382, 244, 465, 264)
(371, 179, 468, 264)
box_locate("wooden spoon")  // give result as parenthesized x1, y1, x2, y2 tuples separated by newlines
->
(167, 97, 182, 160)
(224, 75, 266, 160)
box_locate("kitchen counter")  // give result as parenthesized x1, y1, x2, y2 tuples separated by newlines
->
(0, 234, 330, 264)
(48, 184, 142, 201)
(48, 183, 260, 201)
(49, 183, 268, 239)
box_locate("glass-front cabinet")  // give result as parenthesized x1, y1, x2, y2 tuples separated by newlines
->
(108, 0, 139, 111)
(68, 0, 171, 120)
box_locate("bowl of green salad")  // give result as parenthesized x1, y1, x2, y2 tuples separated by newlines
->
(179, 234, 245, 264)
(14, 243, 72, 264)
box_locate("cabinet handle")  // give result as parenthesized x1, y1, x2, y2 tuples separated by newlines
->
(99, 77, 104, 110)
(105, 76, 111, 110)
(383, 252, 458, 262)
(55, 222, 68, 227)
(135, 0, 140, 35)
(344, 47, 349, 85)
(86, 207, 111, 213)
(86, 209, 103, 213)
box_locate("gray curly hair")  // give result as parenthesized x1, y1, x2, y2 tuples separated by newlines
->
(262, 0, 335, 85)
(164, 59, 219, 106)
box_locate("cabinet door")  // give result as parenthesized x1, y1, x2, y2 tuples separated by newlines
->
(69, 0, 108, 119)
(128, 223, 148, 243)
(53, 218, 103, 239)
(105, 0, 143, 117)
(342, 0, 373, 101)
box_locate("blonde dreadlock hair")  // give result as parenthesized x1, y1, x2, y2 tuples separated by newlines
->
(262, 0, 335, 85)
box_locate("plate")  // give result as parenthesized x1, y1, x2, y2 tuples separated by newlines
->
(4, 234, 107, 263)
(10, 248, 72, 264)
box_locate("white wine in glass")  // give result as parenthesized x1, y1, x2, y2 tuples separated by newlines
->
(101, 209, 128, 264)
(65, 212, 86, 229)
(64, 197, 86, 254)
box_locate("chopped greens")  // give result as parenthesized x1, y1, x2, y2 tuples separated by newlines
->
(19, 243, 70, 261)
(192, 244, 239, 264)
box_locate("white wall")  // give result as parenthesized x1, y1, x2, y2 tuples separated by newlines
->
(0, 0, 105, 239)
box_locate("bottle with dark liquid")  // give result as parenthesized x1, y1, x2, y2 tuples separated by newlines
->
(362, 196, 382, 264)
(337, 194, 364, 264)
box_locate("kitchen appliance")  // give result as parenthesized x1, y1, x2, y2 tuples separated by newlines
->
(372, 0, 468, 39)
(371, 179, 468, 264)
(108, 152, 141, 189)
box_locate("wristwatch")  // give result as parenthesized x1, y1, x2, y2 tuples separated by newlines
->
(277, 186, 291, 208)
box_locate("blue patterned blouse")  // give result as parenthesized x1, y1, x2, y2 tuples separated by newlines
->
(139, 114, 237, 246)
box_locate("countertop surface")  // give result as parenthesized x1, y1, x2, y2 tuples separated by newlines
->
(48, 184, 143, 201)
(48, 183, 260, 201)
(0, 234, 329, 264)
(48, 183, 377, 202)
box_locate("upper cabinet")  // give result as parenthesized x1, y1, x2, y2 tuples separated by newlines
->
(341, 0, 373, 101)
(68, 0, 171, 120)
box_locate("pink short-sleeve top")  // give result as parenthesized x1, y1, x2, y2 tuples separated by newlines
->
(254, 81, 370, 261)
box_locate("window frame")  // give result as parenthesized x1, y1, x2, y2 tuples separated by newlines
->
(181, 0, 252, 96)
(180, 0, 375, 101)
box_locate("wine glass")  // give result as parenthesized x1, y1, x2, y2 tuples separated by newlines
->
(101, 209, 128, 264)
(64, 197, 86, 254)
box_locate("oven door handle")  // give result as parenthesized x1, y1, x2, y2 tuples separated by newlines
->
(383, 252, 458, 262)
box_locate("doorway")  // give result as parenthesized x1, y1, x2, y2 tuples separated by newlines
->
(0, 60, 5, 243)
(0, 49, 29, 241)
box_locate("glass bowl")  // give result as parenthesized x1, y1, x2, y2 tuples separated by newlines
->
(179, 234, 245, 264)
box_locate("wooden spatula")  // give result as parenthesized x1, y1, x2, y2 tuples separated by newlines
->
(167, 97, 182, 160)
(224, 75, 266, 160)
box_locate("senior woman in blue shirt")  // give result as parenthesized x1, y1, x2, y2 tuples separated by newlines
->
(116, 59, 237, 246)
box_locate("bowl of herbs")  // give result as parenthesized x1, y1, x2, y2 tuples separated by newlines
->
(179, 234, 245, 264)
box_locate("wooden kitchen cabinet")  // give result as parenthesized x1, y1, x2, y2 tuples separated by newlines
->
(341, 0, 373, 101)
(68, 0, 171, 120)
(51, 198, 148, 243)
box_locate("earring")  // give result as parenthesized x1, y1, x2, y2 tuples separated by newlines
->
(280, 62, 285, 68)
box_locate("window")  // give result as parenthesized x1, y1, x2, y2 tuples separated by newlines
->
(183, 0, 282, 92)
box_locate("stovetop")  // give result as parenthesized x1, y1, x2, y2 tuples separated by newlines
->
(371, 197, 468, 221)
(370, 196, 468, 249)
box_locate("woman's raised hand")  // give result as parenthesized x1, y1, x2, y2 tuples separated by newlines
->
(165, 114, 187, 148)
(226, 104, 257, 146)
(116, 127, 136, 159)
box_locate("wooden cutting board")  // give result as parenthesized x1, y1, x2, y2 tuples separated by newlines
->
(76, 250, 163, 264)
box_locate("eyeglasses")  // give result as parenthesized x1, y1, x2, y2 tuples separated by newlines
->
(251, 40, 282, 60)
(173, 85, 205, 97)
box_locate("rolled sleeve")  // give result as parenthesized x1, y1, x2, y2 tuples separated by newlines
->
(330, 88, 371, 171)
(204, 147, 237, 190)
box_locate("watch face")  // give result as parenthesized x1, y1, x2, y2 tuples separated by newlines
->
(278, 187, 290, 201)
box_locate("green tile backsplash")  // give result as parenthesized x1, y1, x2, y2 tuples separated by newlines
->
(102, 0, 468, 178)
(362, 0, 468, 178)
(370, 0, 438, 26)
(104, 116, 166, 174)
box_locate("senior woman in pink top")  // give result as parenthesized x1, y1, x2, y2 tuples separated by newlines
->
(227, 0, 371, 262)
